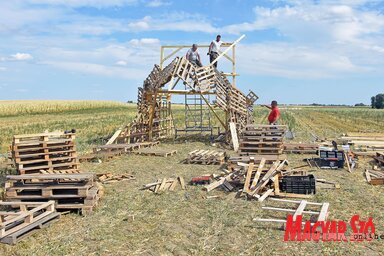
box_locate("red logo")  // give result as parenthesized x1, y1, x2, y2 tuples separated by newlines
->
(284, 214, 377, 242)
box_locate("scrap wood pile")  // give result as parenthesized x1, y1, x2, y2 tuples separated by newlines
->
(185, 149, 226, 165)
(96, 173, 135, 184)
(341, 133, 384, 152)
(141, 177, 186, 193)
(227, 155, 286, 172)
(239, 124, 287, 156)
(204, 157, 315, 202)
(0, 201, 60, 245)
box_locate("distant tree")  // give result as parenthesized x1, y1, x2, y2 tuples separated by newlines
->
(371, 96, 376, 109)
(371, 94, 384, 109)
(127, 100, 134, 104)
(354, 103, 365, 107)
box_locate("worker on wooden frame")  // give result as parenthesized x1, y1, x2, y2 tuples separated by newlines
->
(186, 44, 203, 67)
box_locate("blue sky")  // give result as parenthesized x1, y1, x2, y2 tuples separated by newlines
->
(0, 0, 383, 104)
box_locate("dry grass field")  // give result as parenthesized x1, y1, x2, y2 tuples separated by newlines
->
(0, 100, 383, 255)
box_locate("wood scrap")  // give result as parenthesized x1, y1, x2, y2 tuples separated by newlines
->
(141, 177, 186, 193)
(96, 173, 135, 184)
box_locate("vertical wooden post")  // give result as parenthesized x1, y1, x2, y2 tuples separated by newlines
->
(232, 45, 236, 87)
(160, 46, 164, 70)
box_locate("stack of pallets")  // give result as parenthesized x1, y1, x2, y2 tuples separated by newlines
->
(6, 132, 101, 216)
(11, 132, 80, 174)
(0, 201, 60, 245)
(4, 174, 101, 214)
(239, 125, 287, 156)
(186, 150, 226, 165)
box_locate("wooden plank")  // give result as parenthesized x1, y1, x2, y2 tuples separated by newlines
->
(344, 152, 351, 173)
(258, 189, 274, 202)
(293, 200, 307, 221)
(243, 158, 254, 193)
(178, 177, 186, 190)
(158, 178, 167, 192)
(317, 203, 329, 221)
(229, 122, 239, 152)
(250, 158, 265, 190)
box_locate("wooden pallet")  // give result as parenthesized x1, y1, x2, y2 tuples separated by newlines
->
(5, 174, 101, 214)
(186, 149, 226, 165)
(0, 212, 60, 245)
(13, 186, 101, 215)
(239, 125, 287, 156)
(253, 198, 330, 225)
(0, 201, 56, 239)
(134, 148, 177, 157)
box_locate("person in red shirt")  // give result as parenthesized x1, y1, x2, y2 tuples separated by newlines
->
(262, 100, 280, 124)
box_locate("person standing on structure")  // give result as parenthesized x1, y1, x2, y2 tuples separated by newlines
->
(262, 100, 280, 125)
(186, 44, 202, 67)
(208, 35, 222, 68)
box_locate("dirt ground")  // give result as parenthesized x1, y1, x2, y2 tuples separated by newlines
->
(1, 138, 383, 255)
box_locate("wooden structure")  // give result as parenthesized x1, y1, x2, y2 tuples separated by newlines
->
(10, 132, 80, 175)
(107, 35, 258, 145)
(0, 201, 60, 245)
(239, 125, 287, 156)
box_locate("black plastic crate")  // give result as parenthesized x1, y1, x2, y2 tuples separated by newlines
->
(318, 150, 345, 168)
(280, 174, 316, 194)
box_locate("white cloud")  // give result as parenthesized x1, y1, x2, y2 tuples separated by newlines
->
(0, 67, 6, 71)
(146, 0, 171, 8)
(11, 53, 33, 61)
(1, 53, 34, 62)
(115, 60, 127, 66)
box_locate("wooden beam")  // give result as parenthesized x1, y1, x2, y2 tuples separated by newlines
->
(208, 34, 245, 67)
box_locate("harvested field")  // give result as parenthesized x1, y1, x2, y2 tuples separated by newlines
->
(0, 101, 383, 255)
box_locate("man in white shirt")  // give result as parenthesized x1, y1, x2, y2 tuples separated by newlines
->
(208, 35, 222, 68)
(186, 44, 202, 67)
